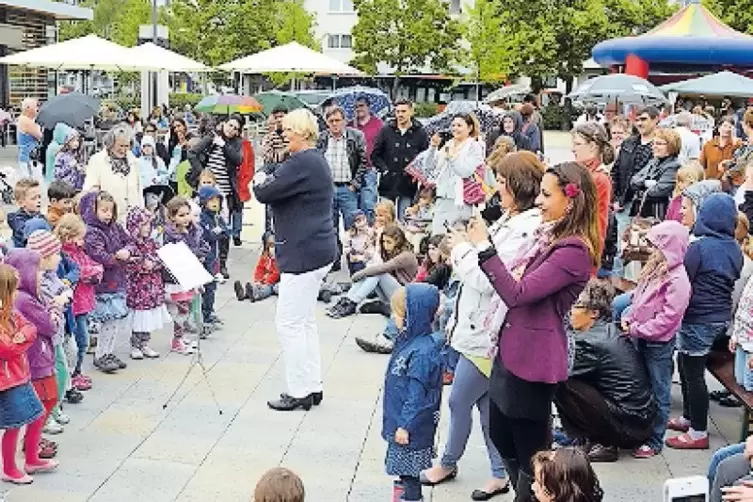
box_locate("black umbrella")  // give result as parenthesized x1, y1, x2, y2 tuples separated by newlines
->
(38, 92, 100, 129)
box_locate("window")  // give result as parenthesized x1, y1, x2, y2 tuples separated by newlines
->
(448, 0, 461, 14)
(327, 34, 352, 49)
(329, 0, 354, 12)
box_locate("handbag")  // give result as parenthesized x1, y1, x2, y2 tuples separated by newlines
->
(621, 191, 659, 264)
(462, 165, 487, 205)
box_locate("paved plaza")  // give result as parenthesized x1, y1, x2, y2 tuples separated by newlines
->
(0, 133, 745, 501)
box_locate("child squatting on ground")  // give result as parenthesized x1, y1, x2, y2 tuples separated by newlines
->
(234, 231, 280, 302)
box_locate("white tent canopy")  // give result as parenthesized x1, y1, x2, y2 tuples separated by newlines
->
(220, 42, 361, 74)
(127, 42, 210, 72)
(0, 34, 150, 71)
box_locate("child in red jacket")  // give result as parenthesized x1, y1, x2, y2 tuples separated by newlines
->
(234, 232, 279, 302)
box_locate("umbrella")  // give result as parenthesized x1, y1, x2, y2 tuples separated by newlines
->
(220, 42, 361, 74)
(484, 84, 531, 104)
(195, 94, 263, 115)
(127, 43, 211, 72)
(327, 86, 391, 120)
(37, 92, 100, 129)
(659, 71, 753, 98)
(567, 74, 667, 106)
(254, 90, 308, 115)
(422, 101, 504, 137)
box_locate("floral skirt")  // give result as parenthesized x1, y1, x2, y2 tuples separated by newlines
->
(385, 442, 434, 477)
(0, 382, 44, 429)
(90, 291, 129, 323)
(131, 304, 172, 333)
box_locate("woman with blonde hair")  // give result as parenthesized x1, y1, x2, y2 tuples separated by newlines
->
(629, 128, 682, 219)
(253, 108, 338, 412)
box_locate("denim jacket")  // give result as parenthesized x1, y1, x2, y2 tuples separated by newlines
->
(382, 283, 443, 450)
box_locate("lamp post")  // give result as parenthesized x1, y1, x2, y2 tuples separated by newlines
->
(151, 0, 158, 109)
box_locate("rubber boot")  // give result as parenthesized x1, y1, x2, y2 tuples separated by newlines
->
(502, 458, 520, 490)
(218, 237, 230, 278)
(514, 470, 534, 502)
(392, 480, 404, 502)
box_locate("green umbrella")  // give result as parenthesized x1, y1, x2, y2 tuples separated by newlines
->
(254, 90, 308, 115)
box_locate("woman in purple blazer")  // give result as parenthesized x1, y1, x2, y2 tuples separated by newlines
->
(465, 162, 600, 502)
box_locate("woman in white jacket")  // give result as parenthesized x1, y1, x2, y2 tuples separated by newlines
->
(420, 151, 545, 500)
(83, 124, 142, 221)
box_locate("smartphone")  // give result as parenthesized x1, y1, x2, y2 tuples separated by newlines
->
(664, 476, 708, 502)
(443, 221, 452, 232)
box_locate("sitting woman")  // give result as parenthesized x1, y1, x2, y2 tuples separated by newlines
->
(327, 224, 417, 319)
(555, 279, 657, 464)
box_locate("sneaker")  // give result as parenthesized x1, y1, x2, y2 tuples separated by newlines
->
(326, 298, 357, 319)
(71, 374, 92, 391)
(24, 459, 59, 474)
(65, 389, 84, 404)
(665, 432, 709, 450)
(233, 280, 246, 301)
(200, 325, 213, 339)
(130, 347, 144, 360)
(233, 236, 242, 247)
(318, 290, 332, 303)
(355, 332, 394, 354)
(171, 338, 195, 355)
(221, 266, 230, 280)
(109, 354, 127, 370)
(93, 355, 119, 373)
(633, 445, 659, 459)
(43, 418, 63, 435)
(587, 444, 618, 463)
(214, 273, 226, 284)
(205, 314, 224, 326)
(52, 409, 70, 425)
(141, 346, 160, 358)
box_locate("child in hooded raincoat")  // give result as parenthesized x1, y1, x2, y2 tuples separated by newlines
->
(382, 284, 443, 502)
(197, 185, 229, 327)
(80, 190, 132, 374)
(53, 127, 86, 191)
(619, 220, 691, 459)
(125, 206, 170, 360)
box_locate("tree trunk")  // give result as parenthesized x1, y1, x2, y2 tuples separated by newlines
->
(391, 75, 401, 101)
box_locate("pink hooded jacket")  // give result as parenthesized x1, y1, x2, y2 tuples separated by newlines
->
(624, 220, 691, 342)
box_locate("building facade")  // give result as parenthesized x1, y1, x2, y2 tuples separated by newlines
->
(0, 0, 92, 107)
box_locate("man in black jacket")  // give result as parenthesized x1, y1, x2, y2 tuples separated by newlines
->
(371, 99, 429, 221)
(187, 116, 243, 279)
(317, 106, 367, 271)
(555, 280, 657, 463)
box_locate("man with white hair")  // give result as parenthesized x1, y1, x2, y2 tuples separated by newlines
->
(675, 111, 701, 165)
(17, 97, 42, 178)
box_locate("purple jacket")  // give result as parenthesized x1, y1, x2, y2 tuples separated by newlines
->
(80, 191, 132, 294)
(480, 236, 591, 384)
(624, 221, 691, 342)
(124, 207, 164, 310)
(5, 249, 60, 380)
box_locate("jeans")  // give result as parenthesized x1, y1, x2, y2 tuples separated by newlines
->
(677, 321, 729, 357)
(384, 318, 399, 340)
(277, 264, 331, 398)
(73, 313, 88, 375)
(347, 273, 400, 304)
(441, 355, 505, 478)
(708, 442, 744, 482)
(359, 168, 378, 224)
(202, 281, 217, 319)
(395, 195, 414, 223)
(251, 283, 278, 301)
(230, 208, 243, 239)
(734, 346, 753, 391)
(711, 453, 751, 502)
(612, 201, 633, 277)
(612, 292, 632, 322)
(636, 336, 676, 450)
(333, 184, 359, 233)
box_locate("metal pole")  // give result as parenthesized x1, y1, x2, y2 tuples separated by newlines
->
(151, 0, 158, 109)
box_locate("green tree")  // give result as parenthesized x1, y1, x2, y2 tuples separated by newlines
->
(59, 0, 153, 46)
(704, 0, 753, 34)
(351, 0, 463, 97)
(462, 0, 511, 86)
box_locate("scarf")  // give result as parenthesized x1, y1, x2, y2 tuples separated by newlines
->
(482, 220, 558, 358)
(110, 153, 131, 177)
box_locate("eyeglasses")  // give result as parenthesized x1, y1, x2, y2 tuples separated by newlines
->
(636, 116, 651, 122)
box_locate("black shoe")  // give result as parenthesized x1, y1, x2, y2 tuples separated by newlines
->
(280, 391, 323, 406)
(318, 290, 332, 303)
(65, 389, 84, 404)
(267, 394, 314, 411)
(355, 333, 394, 354)
(331, 260, 341, 272)
(587, 443, 618, 463)
(326, 298, 357, 319)
(221, 266, 230, 279)
(358, 300, 391, 316)
(719, 395, 743, 407)
(233, 281, 246, 301)
(109, 354, 127, 369)
(233, 237, 242, 246)
(710, 390, 731, 402)
(471, 483, 510, 501)
(419, 467, 458, 486)
(245, 283, 257, 302)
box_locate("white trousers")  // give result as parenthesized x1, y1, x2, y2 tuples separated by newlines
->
(276, 264, 330, 398)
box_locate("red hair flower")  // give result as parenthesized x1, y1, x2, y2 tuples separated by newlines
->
(564, 182, 581, 198)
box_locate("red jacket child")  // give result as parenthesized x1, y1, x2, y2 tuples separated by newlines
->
(237, 138, 256, 203)
(254, 254, 280, 286)
(0, 312, 37, 391)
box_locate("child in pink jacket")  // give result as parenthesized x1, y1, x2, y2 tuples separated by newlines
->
(619, 220, 691, 459)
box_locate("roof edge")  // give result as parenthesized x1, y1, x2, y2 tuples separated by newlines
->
(2, 0, 93, 20)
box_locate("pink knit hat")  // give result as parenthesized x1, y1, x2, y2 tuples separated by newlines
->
(27, 230, 61, 258)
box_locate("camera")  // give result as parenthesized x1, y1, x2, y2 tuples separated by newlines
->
(663, 476, 708, 502)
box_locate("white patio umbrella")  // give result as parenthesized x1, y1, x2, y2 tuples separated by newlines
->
(127, 43, 211, 72)
(220, 42, 361, 74)
(0, 34, 150, 71)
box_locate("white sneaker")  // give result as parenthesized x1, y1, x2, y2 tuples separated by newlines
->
(52, 409, 70, 425)
(43, 418, 64, 435)
(130, 347, 144, 360)
(141, 346, 160, 359)
(214, 273, 226, 284)
(171, 338, 195, 355)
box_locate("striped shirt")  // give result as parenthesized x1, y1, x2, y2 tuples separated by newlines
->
(207, 144, 231, 195)
(325, 134, 351, 183)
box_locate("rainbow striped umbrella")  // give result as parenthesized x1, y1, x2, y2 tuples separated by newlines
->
(194, 94, 263, 115)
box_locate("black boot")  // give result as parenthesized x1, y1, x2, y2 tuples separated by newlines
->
(501, 458, 520, 491)
(514, 470, 534, 502)
(219, 237, 230, 279)
(233, 281, 246, 301)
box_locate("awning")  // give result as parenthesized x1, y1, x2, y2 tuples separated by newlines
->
(220, 42, 362, 75)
